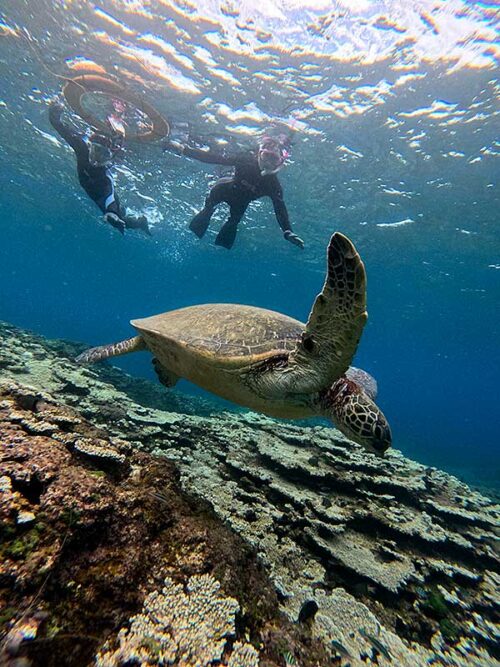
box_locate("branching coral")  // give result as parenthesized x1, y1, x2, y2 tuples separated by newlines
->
(227, 642, 259, 666)
(96, 574, 259, 666)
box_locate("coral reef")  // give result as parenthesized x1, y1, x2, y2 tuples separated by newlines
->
(0, 376, 326, 666)
(1, 321, 499, 666)
(96, 574, 258, 666)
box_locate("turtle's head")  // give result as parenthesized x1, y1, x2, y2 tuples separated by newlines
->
(318, 377, 391, 456)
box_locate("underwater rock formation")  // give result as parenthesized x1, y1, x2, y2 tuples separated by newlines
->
(0, 321, 499, 666)
(0, 378, 328, 666)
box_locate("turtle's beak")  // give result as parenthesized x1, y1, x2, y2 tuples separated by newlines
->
(371, 422, 392, 455)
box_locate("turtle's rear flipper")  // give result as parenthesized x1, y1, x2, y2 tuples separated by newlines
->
(153, 358, 179, 388)
(76, 336, 146, 364)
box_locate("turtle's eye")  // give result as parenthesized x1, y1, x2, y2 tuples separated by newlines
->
(302, 333, 316, 354)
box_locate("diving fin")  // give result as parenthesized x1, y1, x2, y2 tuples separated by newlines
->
(189, 208, 212, 238)
(215, 221, 238, 249)
(124, 214, 151, 236)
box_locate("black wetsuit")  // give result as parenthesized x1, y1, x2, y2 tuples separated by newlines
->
(184, 146, 293, 249)
(49, 104, 123, 217)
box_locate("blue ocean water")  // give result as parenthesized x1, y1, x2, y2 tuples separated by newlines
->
(0, 0, 498, 489)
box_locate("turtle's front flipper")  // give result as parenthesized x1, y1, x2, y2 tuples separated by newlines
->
(289, 232, 367, 393)
(76, 336, 146, 364)
(152, 358, 179, 388)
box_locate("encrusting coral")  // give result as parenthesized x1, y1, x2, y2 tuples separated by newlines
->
(96, 575, 259, 667)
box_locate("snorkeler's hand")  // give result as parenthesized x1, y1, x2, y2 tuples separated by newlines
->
(48, 99, 64, 118)
(163, 139, 185, 156)
(284, 231, 304, 249)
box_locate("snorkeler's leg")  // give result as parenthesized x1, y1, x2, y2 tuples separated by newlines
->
(96, 176, 126, 234)
(96, 177, 150, 236)
(215, 202, 247, 249)
(189, 179, 232, 238)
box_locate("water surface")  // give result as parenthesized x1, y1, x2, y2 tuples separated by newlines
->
(0, 0, 498, 488)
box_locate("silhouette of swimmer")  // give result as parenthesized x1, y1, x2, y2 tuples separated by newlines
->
(49, 101, 150, 236)
(164, 134, 304, 250)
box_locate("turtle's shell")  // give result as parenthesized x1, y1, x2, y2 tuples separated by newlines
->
(132, 303, 304, 366)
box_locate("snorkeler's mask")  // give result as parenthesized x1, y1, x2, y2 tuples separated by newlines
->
(258, 135, 290, 176)
(88, 133, 122, 167)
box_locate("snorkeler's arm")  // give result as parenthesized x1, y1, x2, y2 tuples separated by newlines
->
(181, 145, 237, 166)
(271, 180, 305, 248)
(48, 102, 86, 155)
(270, 181, 292, 232)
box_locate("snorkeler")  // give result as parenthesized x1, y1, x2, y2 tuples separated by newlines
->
(48, 101, 151, 235)
(164, 134, 304, 250)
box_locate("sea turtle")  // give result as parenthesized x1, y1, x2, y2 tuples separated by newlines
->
(76, 232, 391, 454)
